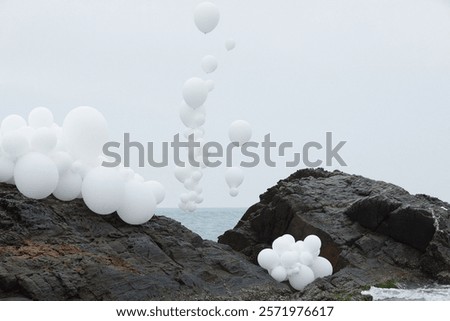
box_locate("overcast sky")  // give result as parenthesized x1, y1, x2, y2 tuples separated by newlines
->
(1, 0, 450, 207)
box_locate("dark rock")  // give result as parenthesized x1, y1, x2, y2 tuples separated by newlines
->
(0, 183, 289, 300)
(219, 168, 450, 300)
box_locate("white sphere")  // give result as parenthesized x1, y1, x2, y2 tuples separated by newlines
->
(194, 2, 220, 34)
(290, 240, 305, 253)
(288, 265, 315, 291)
(228, 120, 252, 146)
(229, 187, 239, 197)
(0, 156, 14, 182)
(201, 55, 218, 73)
(225, 167, 244, 188)
(14, 152, 59, 199)
(272, 234, 295, 255)
(31, 127, 57, 154)
(1, 131, 30, 158)
(178, 201, 188, 211)
(195, 194, 204, 204)
(50, 151, 73, 175)
(270, 266, 287, 282)
(280, 251, 300, 268)
(53, 170, 82, 201)
(62, 106, 109, 162)
(225, 39, 236, 51)
(184, 178, 197, 190)
(257, 248, 280, 271)
(191, 170, 203, 181)
(311, 257, 333, 279)
(182, 78, 208, 109)
(186, 201, 197, 212)
(28, 107, 54, 128)
(1, 114, 26, 135)
(304, 234, 322, 253)
(81, 166, 125, 215)
(205, 79, 215, 92)
(299, 251, 314, 266)
(117, 181, 156, 225)
(144, 180, 165, 205)
(180, 103, 206, 129)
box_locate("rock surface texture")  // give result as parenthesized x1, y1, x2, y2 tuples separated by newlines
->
(0, 183, 289, 300)
(219, 168, 450, 300)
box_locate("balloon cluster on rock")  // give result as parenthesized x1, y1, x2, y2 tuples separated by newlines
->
(0, 107, 165, 225)
(176, 1, 247, 210)
(257, 234, 333, 290)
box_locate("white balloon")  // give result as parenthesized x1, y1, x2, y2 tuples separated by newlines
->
(225, 167, 244, 189)
(225, 38, 236, 51)
(272, 234, 295, 255)
(82, 166, 125, 215)
(311, 257, 333, 279)
(31, 127, 57, 154)
(257, 248, 280, 271)
(184, 178, 197, 190)
(174, 165, 193, 183)
(186, 201, 197, 212)
(50, 151, 74, 175)
(62, 106, 108, 162)
(228, 120, 252, 146)
(53, 170, 82, 201)
(280, 251, 299, 268)
(1, 131, 30, 158)
(178, 201, 188, 211)
(180, 193, 190, 203)
(290, 240, 305, 254)
(229, 187, 239, 197)
(28, 107, 54, 128)
(0, 156, 14, 182)
(14, 152, 59, 199)
(195, 194, 204, 204)
(182, 78, 208, 109)
(194, 2, 220, 34)
(201, 55, 218, 73)
(144, 180, 165, 204)
(299, 251, 314, 266)
(180, 103, 206, 129)
(270, 266, 287, 282)
(205, 79, 215, 92)
(1, 114, 26, 135)
(191, 170, 203, 181)
(304, 235, 322, 254)
(117, 181, 156, 225)
(288, 265, 315, 291)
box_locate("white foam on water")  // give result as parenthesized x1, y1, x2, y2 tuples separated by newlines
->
(362, 285, 450, 301)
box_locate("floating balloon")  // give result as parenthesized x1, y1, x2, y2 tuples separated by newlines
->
(62, 106, 108, 162)
(225, 39, 236, 51)
(201, 55, 218, 73)
(205, 79, 215, 92)
(228, 120, 252, 146)
(14, 152, 59, 199)
(28, 107, 54, 128)
(194, 2, 220, 34)
(81, 166, 125, 215)
(53, 170, 82, 201)
(182, 78, 208, 109)
(144, 180, 165, 205)
(225, 167, 244, 197)
(229, 187, 239, 197)
(0, 114, 26, 135)
(174, 165, 194, 183)
(0, 156, 14, 182)
(180, 103, 206, 129)
(117, 181, 156, 225)
(257, 248, 280, 271)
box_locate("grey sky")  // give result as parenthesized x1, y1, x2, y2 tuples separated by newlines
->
(1, 0, 450, 207)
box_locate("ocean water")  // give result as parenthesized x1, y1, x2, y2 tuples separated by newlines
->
(156, 207, 246, 241)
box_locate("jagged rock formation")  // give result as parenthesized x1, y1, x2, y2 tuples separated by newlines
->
(0, 183, 289, 300)
(219, 168, 450, 300)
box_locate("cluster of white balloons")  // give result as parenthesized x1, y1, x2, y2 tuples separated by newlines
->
(257, 234, 333, 291)
(0, 106, 165, 225)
